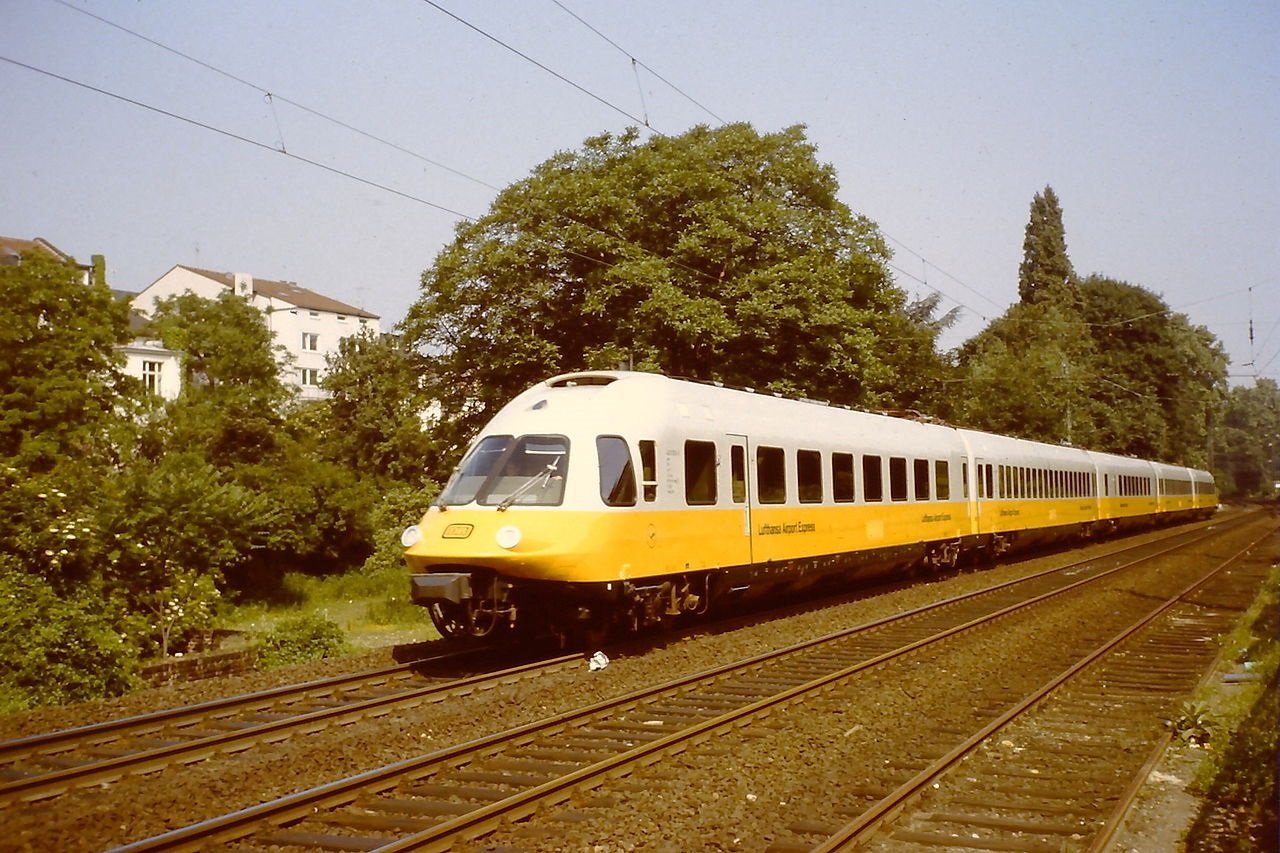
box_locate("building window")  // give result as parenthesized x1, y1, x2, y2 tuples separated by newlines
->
(301, 367, 321, 386)
(142, 360, 163, 395)
(302, 332, 319, 351)
(337, 314, 347, 322)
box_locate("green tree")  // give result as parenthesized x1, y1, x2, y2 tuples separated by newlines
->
(1075, 275, 1226, 466)
(953, 290, 1097, 445)
(955, 277, 1227, 464)
(1215, 379, 1280, 496)
(0, 249, 134, 470)
(1018, 185, 1074, 304)
(144, 291, 291, 466)
(404, 123, 944, 455)
(319, 330, 440, 486)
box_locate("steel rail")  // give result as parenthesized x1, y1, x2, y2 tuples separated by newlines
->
(108, 515, 1253, 852)
(0, 649, 580, 805)
(810, 524, 1276, 851)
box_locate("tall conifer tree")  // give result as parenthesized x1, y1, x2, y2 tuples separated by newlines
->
(1018, 185, 1074, 303)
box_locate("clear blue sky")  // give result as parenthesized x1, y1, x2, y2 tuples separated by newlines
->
(5, 0, 1278, 380)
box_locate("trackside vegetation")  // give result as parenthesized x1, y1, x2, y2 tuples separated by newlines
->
(1, 124, 1275, 713)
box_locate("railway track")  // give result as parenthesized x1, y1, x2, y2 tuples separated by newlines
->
(107, 512, 1273, 852)
(0, 646, 581, 806)
(793, 521, 1274, 852)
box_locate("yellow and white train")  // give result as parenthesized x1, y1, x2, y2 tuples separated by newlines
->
(402, 371, 1217, 641)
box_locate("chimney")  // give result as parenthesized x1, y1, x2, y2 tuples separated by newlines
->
(232, 272, 253, 297)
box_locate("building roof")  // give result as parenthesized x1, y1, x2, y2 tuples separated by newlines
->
(179, 265, 379, 319)
(0, 236, 78, 267)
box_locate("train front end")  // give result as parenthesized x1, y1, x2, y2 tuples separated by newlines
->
(401, 373, 655, 642)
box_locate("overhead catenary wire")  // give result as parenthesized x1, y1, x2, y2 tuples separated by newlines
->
(418, 0, 660, 134)
(46, 0, 1007, 334)
(47, 0, 503, 192)
(548, 0, 726, 124)
(29, 0, 1264, 362)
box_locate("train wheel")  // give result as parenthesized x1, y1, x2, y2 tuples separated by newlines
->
(427, 601, 473, 639)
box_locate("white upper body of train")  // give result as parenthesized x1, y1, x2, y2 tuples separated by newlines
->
(403, 371, 1216, 635)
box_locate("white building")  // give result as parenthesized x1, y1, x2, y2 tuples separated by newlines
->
(130, 265, 381, 400)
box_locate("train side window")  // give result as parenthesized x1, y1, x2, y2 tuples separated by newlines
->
(757, 446, 787, 504)
(832, 452, 855, 502)
(984, 464, 994, 499)
(913, 459, 930, 501)
(890, 457, 908, 502)
(683, 440, 717, 506)
(596, 436, 637, 507)
(797, 449, 823, 503)
(730, 445, 746, 504)
(935, 460, 950, 501)
(961, 461, 969, 499)
(863, 455, 883, 502)
(639, 440, 657, 502)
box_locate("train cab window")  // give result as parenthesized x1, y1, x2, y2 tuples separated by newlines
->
(440, 435, 514, 505)
(466, 435, 569, 507)
(913, 459, 930, 501)
(863, 455, 883, 502)
(730, 445, 747, 504)
(832, 452, 855, 503)
(961, 461, 969, 499)
(596, 436, 637, 507)
(684, 440, 717, 506)
(889, 457, 908, 502)
(935, 460, 950, 501)
(757, 446, 787, 504)
(798, 450, 823, 503)
(639, 440, 657, 502)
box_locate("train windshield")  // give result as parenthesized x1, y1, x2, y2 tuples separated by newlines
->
(439, 435, 569, 507)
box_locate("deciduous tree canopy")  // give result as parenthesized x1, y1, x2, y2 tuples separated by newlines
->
(0, 250, 134, 469)
(403, 123, 947, 455)
(954, 274, 1226, 467)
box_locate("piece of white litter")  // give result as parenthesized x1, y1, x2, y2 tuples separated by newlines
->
(588, 651, 610, 671)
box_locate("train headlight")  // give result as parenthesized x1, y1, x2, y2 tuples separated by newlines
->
(496, 525, 522, 550)
(400, 524, 422, 548)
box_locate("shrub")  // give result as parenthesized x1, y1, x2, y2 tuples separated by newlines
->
(257, 614, 349, 667)
(0, 571, 139, 709)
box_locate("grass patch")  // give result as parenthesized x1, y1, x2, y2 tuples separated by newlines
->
(220, 563, 439, 653)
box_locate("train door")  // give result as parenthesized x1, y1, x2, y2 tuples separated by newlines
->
(974, 456, 992, 533)
(728, 434, 753, 566)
